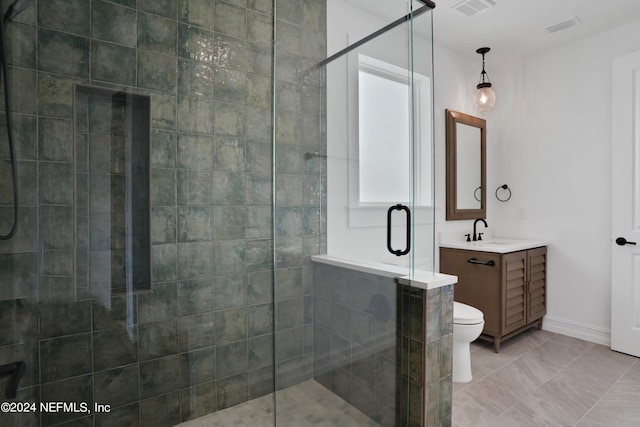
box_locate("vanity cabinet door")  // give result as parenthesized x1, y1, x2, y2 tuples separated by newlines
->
(501, 251, 527, 334)
(440, 248, 501, 335)
(526, 246, 547, 323)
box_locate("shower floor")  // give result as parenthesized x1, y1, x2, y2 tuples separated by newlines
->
(177, 380, 380, 427)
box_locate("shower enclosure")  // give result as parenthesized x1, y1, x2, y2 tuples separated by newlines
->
(0, 1, 446, 426)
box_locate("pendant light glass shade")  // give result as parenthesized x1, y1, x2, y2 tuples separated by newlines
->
(474, 84, 496, 114)
(474, 47, 495, 114)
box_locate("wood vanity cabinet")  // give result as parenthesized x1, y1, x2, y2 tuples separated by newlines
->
(440, 246, 547, 352)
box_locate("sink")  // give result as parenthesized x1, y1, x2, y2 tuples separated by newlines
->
(439, 237, 548, 253)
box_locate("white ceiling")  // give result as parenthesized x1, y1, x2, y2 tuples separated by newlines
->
(432, 0, 640, 65)
(338, 0, 640, 66)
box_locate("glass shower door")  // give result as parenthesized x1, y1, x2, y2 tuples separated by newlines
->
(273, 0, 436, 426)
(322, 1, 431, 268)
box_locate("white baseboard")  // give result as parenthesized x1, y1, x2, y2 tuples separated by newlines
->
(542, 315, 611, 347)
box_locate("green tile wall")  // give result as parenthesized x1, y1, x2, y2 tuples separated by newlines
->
(398, 283, 454, 427)
(312, 263, 400, 426)
(312, 262, 453, 427)
(0, 0, 327, 426)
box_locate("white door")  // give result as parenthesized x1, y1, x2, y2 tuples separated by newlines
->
(611, 50, 640, 357)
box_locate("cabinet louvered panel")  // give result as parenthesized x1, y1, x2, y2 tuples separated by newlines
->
(527, 247, 547, 322)
(503, 252, 527, 333)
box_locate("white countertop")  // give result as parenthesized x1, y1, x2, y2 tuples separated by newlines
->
(395, 271, 459, 290)
(439, 237, 548, 253)
(311, 255, 458, 291)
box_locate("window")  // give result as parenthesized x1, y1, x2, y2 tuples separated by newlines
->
(356, 55, 432, 207)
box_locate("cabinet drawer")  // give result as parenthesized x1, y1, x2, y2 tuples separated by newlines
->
(440, 248, 501, 335)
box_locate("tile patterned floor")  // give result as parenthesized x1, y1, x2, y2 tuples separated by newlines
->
(453, 329, 640, 427)
(177, 330, 639, 427)
(177, 379, 380, 427)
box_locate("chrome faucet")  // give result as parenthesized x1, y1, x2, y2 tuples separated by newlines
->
(473, 218, 488, 241)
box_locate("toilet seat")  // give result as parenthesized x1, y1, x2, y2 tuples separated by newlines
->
(454, 301, 484, 325)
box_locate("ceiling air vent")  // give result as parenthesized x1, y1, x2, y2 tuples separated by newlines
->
(453, 0, 496, 17)
(546, 16, 582, 33)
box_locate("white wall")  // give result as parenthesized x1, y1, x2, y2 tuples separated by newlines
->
(485, 18, 640, 344)
(431, 41, 478, 233)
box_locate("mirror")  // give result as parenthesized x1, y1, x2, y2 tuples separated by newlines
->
(445, 109, 486, 220)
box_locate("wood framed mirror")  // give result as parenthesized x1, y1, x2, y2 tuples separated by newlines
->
(445, 109, 486, 220)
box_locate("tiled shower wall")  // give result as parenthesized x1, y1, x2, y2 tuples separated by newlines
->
(312, 263, 400, 426)
(0, 0, 326, 426)
(312, 262, 454, 427)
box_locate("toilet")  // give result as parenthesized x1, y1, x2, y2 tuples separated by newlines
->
(452, 301, 484, 383)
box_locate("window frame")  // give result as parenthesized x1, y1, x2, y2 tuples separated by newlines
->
(348, 54, 432, 212)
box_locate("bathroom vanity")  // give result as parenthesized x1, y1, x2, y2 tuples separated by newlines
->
(439, 238, 548, 352)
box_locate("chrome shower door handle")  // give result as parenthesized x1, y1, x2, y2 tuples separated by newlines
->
(387, 204, 411, 256)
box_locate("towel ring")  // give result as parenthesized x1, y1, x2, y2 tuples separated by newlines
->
(495, 184, 511, 202)
(473, 186, 482, 202)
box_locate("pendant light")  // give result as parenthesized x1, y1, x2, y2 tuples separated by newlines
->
(474, 47, 496, 114)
